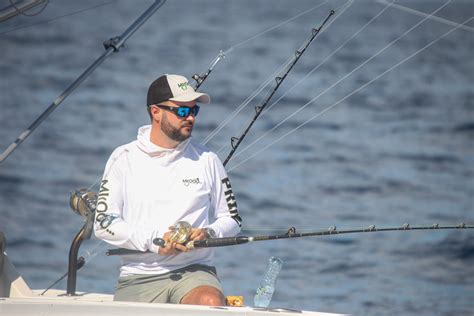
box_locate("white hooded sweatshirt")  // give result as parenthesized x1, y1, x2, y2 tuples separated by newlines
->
(94, 125, 242, 276)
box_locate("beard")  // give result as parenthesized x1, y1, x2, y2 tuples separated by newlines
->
(160, 113, 192, 143)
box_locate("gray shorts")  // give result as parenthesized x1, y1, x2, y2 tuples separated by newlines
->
(113, 264, 223, 304)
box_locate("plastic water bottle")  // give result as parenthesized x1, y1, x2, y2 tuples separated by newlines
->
(254, 256, 283, 308)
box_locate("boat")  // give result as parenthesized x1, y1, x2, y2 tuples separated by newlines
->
(0, 258, 346, 316)
(0, 233, 346, 315)
(1, 0, 472, 315)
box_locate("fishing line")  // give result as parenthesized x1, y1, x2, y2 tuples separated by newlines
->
(202, 0, 354, 148)
(82, 240, 109, 262)
(202, 0, 353, 146)
(228, 15, 474, 173)
(202, 55, 294, 146)
(8, 0, 49, 17)
(216, 0, 395, 157)
(208, 68, 289, 158)
(260, 0, 396, 118)
(0, 0, 118, 36)
(225, 0, 353, 55)
(223, 0, 330, 55)
(209, 62, 294, 155)
(377, 0, 474, 33)
(227, 0, 452, 165)
(41, 240, 109, 295)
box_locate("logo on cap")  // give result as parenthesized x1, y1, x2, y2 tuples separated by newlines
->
(177, 82, 189, 90)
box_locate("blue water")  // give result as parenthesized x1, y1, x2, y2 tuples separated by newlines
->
(1, 1, 473, 315)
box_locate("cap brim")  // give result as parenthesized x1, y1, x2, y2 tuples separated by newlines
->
(169, 92, 210, 104)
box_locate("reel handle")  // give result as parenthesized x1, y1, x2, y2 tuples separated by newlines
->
(153, 238, 166, 247)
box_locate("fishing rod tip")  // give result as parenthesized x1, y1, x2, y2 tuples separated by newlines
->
(218, 50, 226, 59)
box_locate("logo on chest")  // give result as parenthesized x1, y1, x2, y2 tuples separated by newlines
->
(182, 177, 202, 186)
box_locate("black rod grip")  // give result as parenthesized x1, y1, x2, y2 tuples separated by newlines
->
(193, 236, 249, 248)
(106, 248, 143, 256)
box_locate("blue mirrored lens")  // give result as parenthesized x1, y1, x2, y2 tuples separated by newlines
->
(192, 106, 200, 116)
(177, 107, 190, 117)
(177, 106, 199, 117)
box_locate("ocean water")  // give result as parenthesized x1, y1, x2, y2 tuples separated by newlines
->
(0, 1, 473, 315)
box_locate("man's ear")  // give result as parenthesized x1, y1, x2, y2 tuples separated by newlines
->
(150, 105, 160, 122)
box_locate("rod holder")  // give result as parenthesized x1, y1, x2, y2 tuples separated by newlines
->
(66, 213, 94, 296)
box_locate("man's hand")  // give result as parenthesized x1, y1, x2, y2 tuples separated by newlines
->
(158, 228, 189, 255)
(157, 227, 211, 255)
(188, 228, 209, 242)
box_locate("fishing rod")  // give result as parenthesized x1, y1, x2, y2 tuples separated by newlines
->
(192, 50, 226, 90)
(0, 0, 167, 165)
(191, 2, 336, 95)
(105, 223, 474, 256)
(222, 9, 335, 167)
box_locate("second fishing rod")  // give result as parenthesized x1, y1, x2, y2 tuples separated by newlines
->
(106, 222, 474, 256)
(221, 9, 335, 166)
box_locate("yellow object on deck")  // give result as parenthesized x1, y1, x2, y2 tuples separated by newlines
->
(225, 295, 244, 307)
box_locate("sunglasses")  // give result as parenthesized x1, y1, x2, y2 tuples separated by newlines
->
(154, 104, 200, 118)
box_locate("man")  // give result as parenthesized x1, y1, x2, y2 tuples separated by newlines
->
(94, 74, 242, 306)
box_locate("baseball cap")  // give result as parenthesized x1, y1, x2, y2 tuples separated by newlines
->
(147, 74, 210, 106)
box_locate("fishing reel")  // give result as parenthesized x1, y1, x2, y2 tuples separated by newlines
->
(169, 221, 192, 244)
(69, 188, 97, 218)
(66, 188, 98, 296)
(154, 221, 192, 247)
(153, 221, 219, 249)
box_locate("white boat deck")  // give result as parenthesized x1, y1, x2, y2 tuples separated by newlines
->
(2, 294, 347, 316)
(0, 252, 348, 316)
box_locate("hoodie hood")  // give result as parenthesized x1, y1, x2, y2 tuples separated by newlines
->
(136, 125, 190, 158)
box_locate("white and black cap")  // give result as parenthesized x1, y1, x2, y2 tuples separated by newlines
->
(147, 74, 210, 106)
